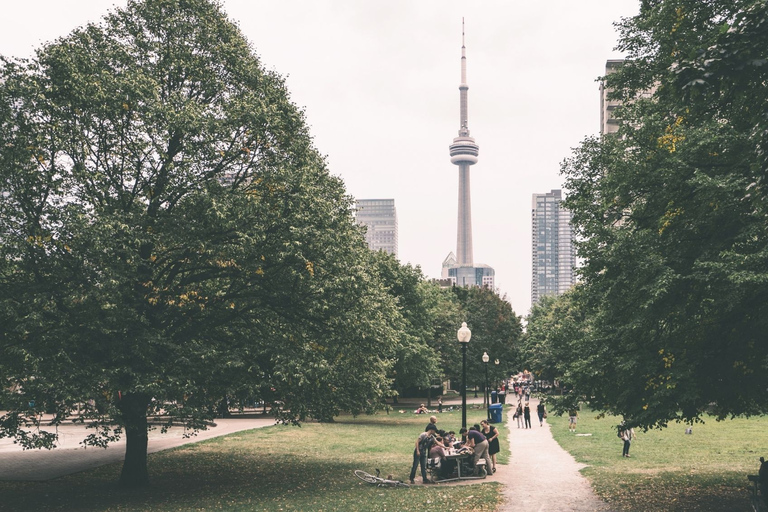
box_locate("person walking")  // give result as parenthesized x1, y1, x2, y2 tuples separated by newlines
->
(620, 424, 635, 457)
(514, 402, 523, 428)
(536, 401, 547, 427)
(523, 402, 532, 429)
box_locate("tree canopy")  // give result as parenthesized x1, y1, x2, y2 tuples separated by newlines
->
(0, 0, 401, 486)
(531, 0, 768, 429)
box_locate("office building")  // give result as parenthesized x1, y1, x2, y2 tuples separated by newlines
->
(531, 189, 576, 305)
(355, 198, 398, 257)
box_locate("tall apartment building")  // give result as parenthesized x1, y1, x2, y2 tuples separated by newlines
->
(531, 189, 576, 305)
(355, 199, 398, 257)
(599, 59, 624, 135)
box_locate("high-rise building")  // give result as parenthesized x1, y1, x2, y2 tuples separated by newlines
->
(441, 20, 494, 289)
(531, 189, 576, 305)
(600, 59, 656, 136)
(599, 59, 624, 135)
(355, 198, 398, 257)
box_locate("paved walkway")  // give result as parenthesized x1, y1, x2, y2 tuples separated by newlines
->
(0, 416, 274, 481)
(497, 397, 612, 511)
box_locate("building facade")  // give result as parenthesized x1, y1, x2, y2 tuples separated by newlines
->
(531, 189, 576, 305)
(355, 198, 398, 257)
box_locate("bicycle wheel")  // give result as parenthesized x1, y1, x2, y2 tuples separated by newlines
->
(354, 470, 379, 484)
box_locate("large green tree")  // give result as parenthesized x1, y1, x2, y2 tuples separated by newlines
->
(451, 287, 521, 394)
(0, 0, 399, 487)
(557, 0, 768, 429)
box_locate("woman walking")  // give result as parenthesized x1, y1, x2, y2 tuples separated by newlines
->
(514, 402, 523, 428)
(536, 401, 546, 427)
(523, 402, 532, 429)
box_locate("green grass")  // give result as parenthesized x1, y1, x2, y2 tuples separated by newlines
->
(549, 407, 768, 511)
(0, 406, 507, 511)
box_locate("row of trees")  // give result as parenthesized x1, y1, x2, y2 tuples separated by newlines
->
(522, 0, 768, 429)
(0, 0, 521, 488)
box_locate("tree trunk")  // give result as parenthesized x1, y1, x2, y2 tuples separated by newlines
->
(118, 392, 151, 488)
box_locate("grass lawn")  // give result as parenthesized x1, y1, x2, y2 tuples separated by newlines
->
(0, 405, 509, 511)
(548, 405, 768, 511)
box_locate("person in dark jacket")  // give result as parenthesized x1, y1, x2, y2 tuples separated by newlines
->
(523, 402, 532, 429)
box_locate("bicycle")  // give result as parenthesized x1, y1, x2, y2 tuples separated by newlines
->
(354, 468, 410, 488)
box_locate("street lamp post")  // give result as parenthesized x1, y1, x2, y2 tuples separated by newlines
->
(482, 351, 490, 420)
(457, 322, 472, 430)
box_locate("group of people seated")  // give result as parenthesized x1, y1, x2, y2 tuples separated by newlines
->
(410, 415, 498, 483)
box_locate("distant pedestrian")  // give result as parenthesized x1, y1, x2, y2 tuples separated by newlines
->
(437, 397, 443, 413)
(536, 401, 546, 427)
(620, 424, 635, 457)
(514, 403, 523, 428)
(523, 402, 531, 429)
(568, 407, 578, 432)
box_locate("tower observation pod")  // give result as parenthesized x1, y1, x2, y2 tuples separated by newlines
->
(449, 19, 479, 268)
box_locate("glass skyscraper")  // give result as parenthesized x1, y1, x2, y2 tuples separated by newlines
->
(355, 199, 398, 257)
(531, 189, 576, 305)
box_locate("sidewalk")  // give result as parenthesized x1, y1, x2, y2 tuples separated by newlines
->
(497, 397, 612, 511)
(0, 416, 275, 481)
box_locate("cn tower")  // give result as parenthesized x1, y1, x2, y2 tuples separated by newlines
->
(449, 19, 479, 268)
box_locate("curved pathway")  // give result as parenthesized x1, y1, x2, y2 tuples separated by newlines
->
(497, 398, 612, 511)
(0, 416, 274, 481)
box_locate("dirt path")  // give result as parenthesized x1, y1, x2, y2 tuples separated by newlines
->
(497, 397, 612, 511)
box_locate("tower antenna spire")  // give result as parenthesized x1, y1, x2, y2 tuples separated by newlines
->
(449, 18, 479, 268)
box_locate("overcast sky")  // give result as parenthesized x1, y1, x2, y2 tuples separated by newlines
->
(0, 0, 640, 317)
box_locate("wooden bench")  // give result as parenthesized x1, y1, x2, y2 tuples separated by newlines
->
(749, 475, 766, 512)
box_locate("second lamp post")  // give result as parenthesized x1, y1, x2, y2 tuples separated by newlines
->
(482, 351, 490, 420)
(457, 322, 472, 430)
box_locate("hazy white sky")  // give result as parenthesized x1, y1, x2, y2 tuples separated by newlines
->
(0, 0, 640, 317)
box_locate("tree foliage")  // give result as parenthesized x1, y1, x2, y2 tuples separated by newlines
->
(0, 0, 400, 486)
(539, 0, 768, 429)
(451, 287, 522, 390)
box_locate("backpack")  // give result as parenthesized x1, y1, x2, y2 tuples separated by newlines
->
(419, 433, 436, 454)
(617, 429, 623, 439)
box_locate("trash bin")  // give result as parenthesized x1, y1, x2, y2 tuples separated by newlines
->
(490, 390, 498, 404)
(498, 391, 506, 404)
(489, 403, 503, 423)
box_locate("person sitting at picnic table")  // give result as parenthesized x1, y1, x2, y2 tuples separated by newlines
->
(428, 436, 456, 479)
(459, 426, 490, 475)
(425, 415, 438, 432)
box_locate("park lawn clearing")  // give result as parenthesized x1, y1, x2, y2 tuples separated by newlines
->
(0, 407, 506, 511)
(549, 407, 768, 511)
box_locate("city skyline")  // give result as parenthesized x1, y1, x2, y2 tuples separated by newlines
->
(0, 0, 641, 316)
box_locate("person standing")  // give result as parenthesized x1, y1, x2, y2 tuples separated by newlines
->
(523, 402, 532, 429)
(620, 424, 635, 457)
(437, 397, 443, 413)
(410, 431, 433, 484)
(480, 420, 499, 473)
(536, 401, 546, 427)
(568, 407, 578, 433)
(514, 402, 523, 428)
